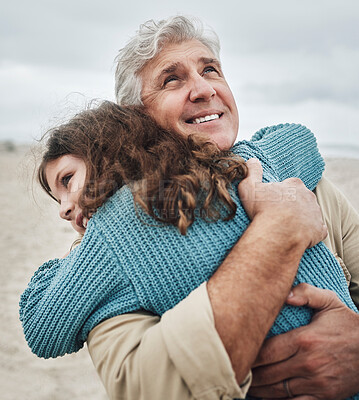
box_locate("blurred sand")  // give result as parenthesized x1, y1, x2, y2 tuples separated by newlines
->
(0, 146, 107, 400)
(1, 146, 358, 400)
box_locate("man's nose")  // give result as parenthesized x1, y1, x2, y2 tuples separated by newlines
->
(189, 75, 216, 102)
(59, 197, 74, 220)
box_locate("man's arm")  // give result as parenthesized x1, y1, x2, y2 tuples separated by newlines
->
(249, 284, 359, 399)
(316, 176, 359, 306)
(249, 176, 359, 399)
(88, 159, 327, 399)
(208, 159, 327, 382)
(87, 283, 250, 400)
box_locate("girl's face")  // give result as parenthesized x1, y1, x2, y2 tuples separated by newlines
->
(45, 155, 88, 234)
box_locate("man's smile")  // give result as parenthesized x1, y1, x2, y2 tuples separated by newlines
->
(186, 113, 223, 124)
(140, 39, 239, 150)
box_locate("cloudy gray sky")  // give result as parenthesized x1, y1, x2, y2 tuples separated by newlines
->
(1, 0, 358, 155)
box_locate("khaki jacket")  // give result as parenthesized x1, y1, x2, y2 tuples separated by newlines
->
(87, 177, 359, 400)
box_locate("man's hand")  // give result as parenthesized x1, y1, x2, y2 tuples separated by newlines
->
(238, 159, 328, 248)
(208, 160, 329, 384)
(249, 283, 359, 399)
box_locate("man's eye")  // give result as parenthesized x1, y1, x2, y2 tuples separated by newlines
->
(203, 66, 218, 75)
(61, 174, 72, 188)
(163, 75, 178, 86)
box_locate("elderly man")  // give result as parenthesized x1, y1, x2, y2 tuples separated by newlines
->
(87, 16, 359, 400)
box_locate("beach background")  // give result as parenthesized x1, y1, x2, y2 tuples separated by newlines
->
(0, 144, 107, 400)
(1, 143, 359, 400)
(1, 0, 358, 398)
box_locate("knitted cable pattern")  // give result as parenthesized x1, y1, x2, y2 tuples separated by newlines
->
(19, 124, 359, 400)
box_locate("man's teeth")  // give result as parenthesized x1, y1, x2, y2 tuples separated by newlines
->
(83, 217, 88, 228)
(192, 114, 220, 124)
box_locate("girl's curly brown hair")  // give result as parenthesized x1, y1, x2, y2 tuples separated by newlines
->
(38, 101, 247, 234)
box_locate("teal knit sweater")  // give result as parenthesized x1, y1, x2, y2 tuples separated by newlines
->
(19, 124, 359, 398)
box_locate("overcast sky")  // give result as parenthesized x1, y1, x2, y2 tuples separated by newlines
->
(1, 0, 358, 155)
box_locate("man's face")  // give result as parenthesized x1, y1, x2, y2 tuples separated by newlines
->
(140, 40, 239, 150)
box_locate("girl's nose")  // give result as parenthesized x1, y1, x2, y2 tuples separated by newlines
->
(59, 199, 74, 220)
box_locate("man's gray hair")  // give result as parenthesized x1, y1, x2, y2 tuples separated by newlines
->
(114, 15, 221, 105)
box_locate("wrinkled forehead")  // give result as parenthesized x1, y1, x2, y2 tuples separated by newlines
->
(141, 39, 218, 79)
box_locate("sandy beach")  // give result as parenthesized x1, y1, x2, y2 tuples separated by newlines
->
(1, 145, 358, 400)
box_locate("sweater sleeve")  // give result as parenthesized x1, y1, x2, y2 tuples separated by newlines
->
(19, 221, 140, 359)
(250, 123, 325, 190)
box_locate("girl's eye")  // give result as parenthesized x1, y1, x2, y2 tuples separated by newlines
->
(61, 174, 72, 188)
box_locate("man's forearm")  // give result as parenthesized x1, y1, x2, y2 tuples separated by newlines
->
(88, 284, 250, 400)
(207, 212, 307, 383)
(207, 159, 327, 382)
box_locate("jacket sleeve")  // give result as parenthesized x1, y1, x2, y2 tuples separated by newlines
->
(87, 282, 252, 400)
(19, 221, 139, 359)
(315, 176, 359, 308)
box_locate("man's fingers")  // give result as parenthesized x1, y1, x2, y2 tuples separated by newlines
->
(293, 397, 317, 400)
(286, 283, 341, 311)
(237, 158, 263, 205)
(252, 330, 299, 368)
(249, 376, 319, 399)
(237, 159, 263, 214)
(242, 158, 263, 184)
(251, 359, 295, 386)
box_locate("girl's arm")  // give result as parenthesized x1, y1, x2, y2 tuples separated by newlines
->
(19, 225, 139, 359)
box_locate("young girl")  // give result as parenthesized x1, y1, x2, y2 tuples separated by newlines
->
(20, 102, 358, 377)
